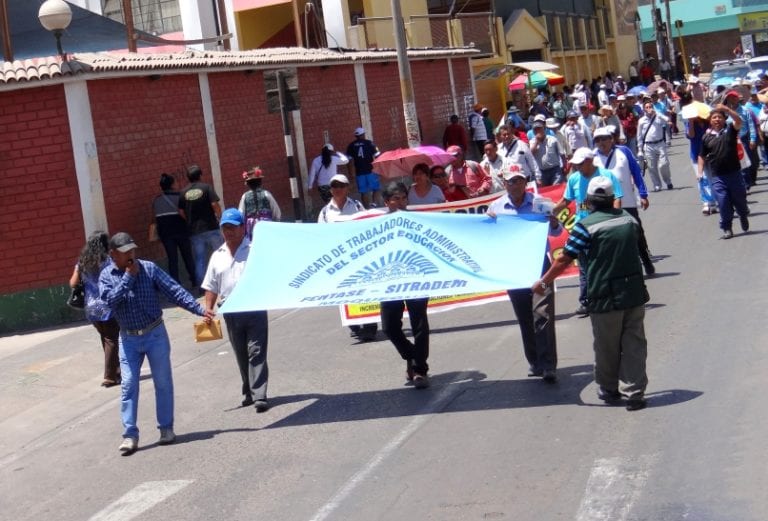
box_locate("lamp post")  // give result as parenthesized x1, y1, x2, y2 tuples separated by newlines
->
(38, 0, 72, 59)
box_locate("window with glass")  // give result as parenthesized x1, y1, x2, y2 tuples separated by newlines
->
(102, 0, 182, 35)
(559, 15, 571, 50)
(573, 17, 584, 49)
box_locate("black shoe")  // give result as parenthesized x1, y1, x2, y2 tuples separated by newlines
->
(597, 387, 622, 404)
(542, 369, 557, 383)
(740, 215, 749, 232)
(625, 397, 647, 411)
(575, 304, 589, 317)
(254, 400, 270, 413)
(527, 367, 543, 377)
(666, 183, 674, 190)
(721, 229, 734, 240)
(242, 396, 254, 407)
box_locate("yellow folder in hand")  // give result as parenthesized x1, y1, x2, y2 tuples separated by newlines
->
(194, 320, 223, 342)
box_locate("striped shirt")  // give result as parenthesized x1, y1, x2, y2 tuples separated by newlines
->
(99, 259, 204, 331)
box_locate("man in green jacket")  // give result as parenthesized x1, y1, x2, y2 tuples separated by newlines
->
(532, 176, 650, 411)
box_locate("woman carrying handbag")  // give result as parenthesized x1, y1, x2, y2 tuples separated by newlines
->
(69, 231, 121, 387)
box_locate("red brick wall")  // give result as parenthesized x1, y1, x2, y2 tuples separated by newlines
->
(88, 75, 209, 257)
(642, 29, 740, 74)
(412, 59, 474, 146)
(0, 85, 81, 293)
(208, 71, 295, 215)
(364, 62, 407, 152)
(0, 57, 477, 300)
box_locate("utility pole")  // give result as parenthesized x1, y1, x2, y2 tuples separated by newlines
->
(663, 0, 676, 79)
(650, 0, 664, 65)
(391, 0, 421, 147)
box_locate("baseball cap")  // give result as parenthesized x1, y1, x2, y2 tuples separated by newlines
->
(220, 208, 245, 227)
(570, 147, 595, 165)
(593, 126, 614, 139)
(724, 89, 741, 99)
(502, 164, 527, 181)
(473, 103, 483, 111)
(616, 95, 626, 101)
(545, 117, 560, 129)
(616, 75, 623, 79)
(600, 83, 607, 89)
(329, 174, 350, 185)
(446, 145, 463, 156)
(532, 120, 545, 128)
(656, 87, 666, 94)
(533, 114, 546, 122)
(109, 232, 138, 253)
(566, 110, 579, 119)
(354, 127, 366, 136)
(507, 106, 520, 114)
(587, 176, 614, 197)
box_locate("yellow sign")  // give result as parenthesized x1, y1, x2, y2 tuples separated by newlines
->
(738, 12, 768, 33)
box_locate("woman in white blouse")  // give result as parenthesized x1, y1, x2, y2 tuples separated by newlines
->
(308, 144, 349, 202)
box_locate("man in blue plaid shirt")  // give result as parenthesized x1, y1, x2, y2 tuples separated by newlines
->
(99, 232, 214, 456)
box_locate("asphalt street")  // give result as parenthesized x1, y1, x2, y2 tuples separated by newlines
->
(1, 135, 767, 521)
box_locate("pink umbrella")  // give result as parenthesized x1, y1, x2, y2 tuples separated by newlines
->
(372, 145, 455, 179)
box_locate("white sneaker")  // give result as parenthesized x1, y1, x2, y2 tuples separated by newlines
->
(119, 437, 138, 455)
(158, 428, 176, 445)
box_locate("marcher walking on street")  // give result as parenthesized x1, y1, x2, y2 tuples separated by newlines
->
(69, 231, 121, 387)
(202, 209, 271, 412)
(534, 176, 650, 411)
(99, 232, 214, 455)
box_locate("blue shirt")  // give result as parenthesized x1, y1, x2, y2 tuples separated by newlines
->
(99, 259, 204, 331)
(81, 259, 112, 322)
(564, 167, 624, 222)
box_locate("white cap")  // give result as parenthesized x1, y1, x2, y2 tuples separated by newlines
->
(533, 114, 546, 122)
(354, 127, 366, 136)
(656, 87, 666, 94)
(502, 163, 527, 181)
(545, 117, 560, 129)
(323, 143, 335, 151)
(587, 175, 614, 196)
(616, 95, 626, 101)
(329, 174, 350, 185)
(593, 126, 614, 139)
(600, 83, 607, 89)
(570, 147, 595, 165)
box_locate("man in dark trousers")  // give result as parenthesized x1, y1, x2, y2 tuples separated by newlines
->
(533, 177, 650, 411)
(379, 181, 431, 389)
(202, 208, 271, 412)
(178, 164, 222, 289)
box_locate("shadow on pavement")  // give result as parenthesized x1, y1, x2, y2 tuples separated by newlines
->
(256, 365, 701, 429)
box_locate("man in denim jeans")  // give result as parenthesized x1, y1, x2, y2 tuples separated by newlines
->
(178, 165, 222, 288)
(99, 232, 214, 455)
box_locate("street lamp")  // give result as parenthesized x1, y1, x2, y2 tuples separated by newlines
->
(38, 0, 72, 59)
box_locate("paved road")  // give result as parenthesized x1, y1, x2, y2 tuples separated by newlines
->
(1, 136, 767, 521)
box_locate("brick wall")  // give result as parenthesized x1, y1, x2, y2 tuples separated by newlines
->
(88, 75, 209, 257)
(0, 56, 477, 331)
(643, 29, 741, 74)
(208, 71, 288, 213)
(0, 85, 81, 293)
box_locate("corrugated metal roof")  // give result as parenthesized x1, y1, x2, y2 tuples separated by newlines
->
(0, 47, 478, 88)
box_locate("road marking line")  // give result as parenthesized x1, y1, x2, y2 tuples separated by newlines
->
(88, 480, 193, 521)
(575, 455, 654, 521)
(308, 371, 474, 521)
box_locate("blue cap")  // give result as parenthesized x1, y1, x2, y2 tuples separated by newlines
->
(220, 208, 244, 227)
(566, 110, 579, 118)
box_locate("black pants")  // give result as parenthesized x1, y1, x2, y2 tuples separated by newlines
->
(380, 298, 430, 375)
(160, 232, 196, 286)
(507, 287, 557, 372)
(92, 318, 121, 382)
(624, 207, 653, 269)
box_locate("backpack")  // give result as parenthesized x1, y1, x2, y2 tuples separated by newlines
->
(243, 189, 273, 237)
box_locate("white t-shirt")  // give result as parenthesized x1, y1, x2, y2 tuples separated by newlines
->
(308, 153, 350, 188)
(201, 238, 251, 301)
(593, 146, 637, 208)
